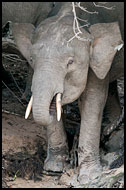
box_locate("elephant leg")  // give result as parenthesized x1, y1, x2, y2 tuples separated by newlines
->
(102, 80, 121, 136)
(44, 118, 69, 172)
(78, 69, 109, 184)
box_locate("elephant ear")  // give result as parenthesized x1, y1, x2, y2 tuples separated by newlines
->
(10, 22, 35, 67)
(89, 22, 123, 79)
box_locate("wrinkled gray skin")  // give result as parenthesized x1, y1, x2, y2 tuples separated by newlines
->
(2, 2, 124, 184)
(2, 2, 56, 26)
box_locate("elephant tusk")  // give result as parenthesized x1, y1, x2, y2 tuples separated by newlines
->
(25, 96, 33, 119)
(56, 93, 62, 121)
(114, 43, 123, 51)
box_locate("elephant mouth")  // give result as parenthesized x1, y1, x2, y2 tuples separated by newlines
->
(49, 93, 62, 121)
(25, 93, 62, 122)
(49, 95, 57, 115)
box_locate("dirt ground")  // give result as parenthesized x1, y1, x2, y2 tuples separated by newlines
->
(2, 113, 67, 188)
(2, 45, 124, 188)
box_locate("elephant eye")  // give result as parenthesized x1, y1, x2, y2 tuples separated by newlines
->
(67, 59, 74, 66)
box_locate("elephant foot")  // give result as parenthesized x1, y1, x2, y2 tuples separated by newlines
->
(78, 162, 103, 185)
(44, 146, 69, 173)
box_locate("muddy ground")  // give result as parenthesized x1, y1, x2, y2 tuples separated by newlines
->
(2, 45, 124, 187)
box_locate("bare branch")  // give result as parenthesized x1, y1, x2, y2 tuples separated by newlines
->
(75, 23, 90, 31)
(93, 2, 115, 10)
(2, 53, 27, 63)
(67, 2, 92, 44)
(67, 2, 115, 44)
(76, 17, 88, 23)
(2, 52, 28, 100)
(75, 2, 98, 14)
(9, 70, 24, 96)
(2, 80, 26, 107)
(72, 2, 82, 34)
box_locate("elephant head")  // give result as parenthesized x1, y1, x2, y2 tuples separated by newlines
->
(11, 11, 123, 126)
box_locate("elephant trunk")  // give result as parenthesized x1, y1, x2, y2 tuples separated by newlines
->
(30, 70, 64, 126)
(32, 90, 54, 126)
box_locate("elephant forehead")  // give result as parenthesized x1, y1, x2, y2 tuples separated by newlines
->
(32, 35, 77, 58)
(33, 28, 73, 45)
(33, 16, 74, 42)
(32, 42, 73, 56)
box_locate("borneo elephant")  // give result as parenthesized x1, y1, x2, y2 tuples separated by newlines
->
(3, 2, 124, 184)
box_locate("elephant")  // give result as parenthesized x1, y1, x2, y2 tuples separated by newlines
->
(3, 2, 124, 184)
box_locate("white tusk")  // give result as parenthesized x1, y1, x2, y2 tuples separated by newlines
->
(114, 43, 123, 51)
(25, 96, 33, 119)
(56, 93, 62, 121)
